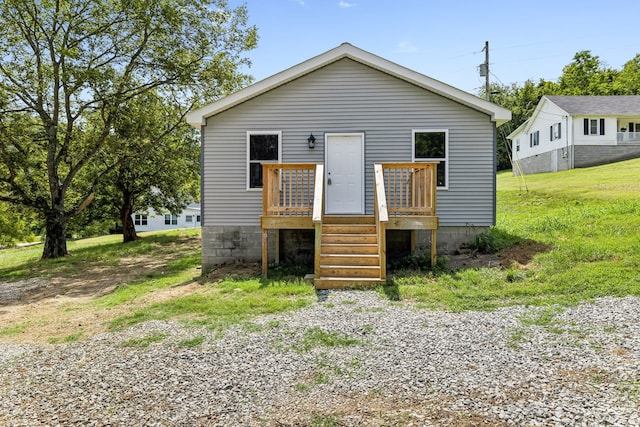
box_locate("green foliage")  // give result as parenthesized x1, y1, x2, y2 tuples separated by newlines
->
(389, 252, 446, 271)
(0, 0, 257, 257)
(293, 327, 361, 353)
(0, 202, 39, 246)
(120, 333, 167, 349)
(468, 227, 522, 254)
(178, 335, 205, 348)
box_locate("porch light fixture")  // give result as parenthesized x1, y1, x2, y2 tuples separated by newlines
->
(307, 133, 316, 149)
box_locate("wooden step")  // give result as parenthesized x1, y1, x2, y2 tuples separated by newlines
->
(321, 234, 377, 245)
(315, 216, 382, 289)
(319, 265, 380, 278)
(322, 224, 376, 234)
(319, 254, 379, 266)
(314, 277, 385, 289)
(323, 216, 375, 225)
(321, 244, 379, 255)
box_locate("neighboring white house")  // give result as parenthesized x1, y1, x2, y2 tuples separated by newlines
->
(508, 95, 640, 175)
(132, 203, 201, 232)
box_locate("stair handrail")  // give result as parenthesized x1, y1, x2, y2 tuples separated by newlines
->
(373, 164, 388, 280)
(311, 164, 324, 223)
(312, 164, 324, 279)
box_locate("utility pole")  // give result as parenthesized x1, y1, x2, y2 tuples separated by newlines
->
(479, 41, 490, 100)
(484, 41, 489, 101)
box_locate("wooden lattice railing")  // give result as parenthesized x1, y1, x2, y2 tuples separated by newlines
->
(261, 163, 323, 277)
(262, 163, 318, 217)
(379, 162, 438, 217)
(378, 162, 439, 267)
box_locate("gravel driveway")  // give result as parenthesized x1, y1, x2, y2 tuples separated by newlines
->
(1, 291, 638, 426)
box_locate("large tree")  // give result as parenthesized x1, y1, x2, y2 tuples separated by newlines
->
(99, 91, 201, 243)
(558, 51, 618, 95)
(0, 0, 256, 258)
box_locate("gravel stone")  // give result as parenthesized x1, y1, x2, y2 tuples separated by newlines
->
(1, 292, 639, 426)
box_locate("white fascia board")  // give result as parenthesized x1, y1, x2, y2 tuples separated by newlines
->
(187, 43, 512, 127)
(506, 119, 529, 140)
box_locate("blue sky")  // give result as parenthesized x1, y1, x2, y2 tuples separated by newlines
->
(231, 0, 639, 95)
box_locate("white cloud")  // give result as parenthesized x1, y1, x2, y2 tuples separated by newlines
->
(338, 1, 357, 8)
(396, 41, 418, 53)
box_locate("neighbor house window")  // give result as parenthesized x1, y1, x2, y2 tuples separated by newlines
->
(550, 122, 562, 141)
(413, 129, 448, 188)
(516, 139, 520, 152)
(134, 214, 147, 226)
(185, 215, 193, 223)
(529, 130, 539, 147)
(196, 215, 201, 223)
(584, 118, 605, 135)
(164, 214, 178, 225)
(247, 131, 282, 189)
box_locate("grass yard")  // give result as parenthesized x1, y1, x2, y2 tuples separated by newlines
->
(391, 158, 640, 310)
(1, 159, 640, 342)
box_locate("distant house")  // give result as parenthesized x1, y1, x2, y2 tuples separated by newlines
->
(508, 96, 640, 175)
(132, 203, 201, 232)
(187, 43, 510, 288)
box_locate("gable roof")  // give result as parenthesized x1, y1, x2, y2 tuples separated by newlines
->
(546, 96, 640, 115)
(507, 95, 640, 139)
(187, 43, 511, 127)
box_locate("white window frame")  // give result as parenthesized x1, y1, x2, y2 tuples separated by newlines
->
(185, 215, 193, 223)
(134, 214, 147, 226)
(164, 214, 178, 225)
(246, 131, 282, 191)
(411, 129, 449, 190)
(553, 122, 561, 140)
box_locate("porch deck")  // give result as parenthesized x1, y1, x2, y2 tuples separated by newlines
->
(260, 162, 439, 288)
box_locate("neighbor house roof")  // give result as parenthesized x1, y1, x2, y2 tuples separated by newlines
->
(546, 95, 640, 115)
(507, 95, 640, 139)
(187, 43, 511, 127)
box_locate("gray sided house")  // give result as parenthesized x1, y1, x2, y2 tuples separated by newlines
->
(508, 95, 640, 175)
(187, 43, 511, 288)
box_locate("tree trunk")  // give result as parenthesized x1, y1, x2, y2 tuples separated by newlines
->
(42, 207, 68, 259)
(121, 191, 138, 243)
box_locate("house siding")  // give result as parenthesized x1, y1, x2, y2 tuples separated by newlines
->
(202, 58, 495, 230)
(132, 207, 201, 233)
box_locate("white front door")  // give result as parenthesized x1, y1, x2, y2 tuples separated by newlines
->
(325, 133, 364, 214)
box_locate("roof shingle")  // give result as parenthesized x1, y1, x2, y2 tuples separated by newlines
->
(545, 96, 640, 115)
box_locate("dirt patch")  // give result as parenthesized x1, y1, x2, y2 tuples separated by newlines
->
(445, 239, 551, 271)
(0, 236, 203, 345)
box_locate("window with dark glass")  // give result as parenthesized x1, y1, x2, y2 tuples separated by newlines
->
(248, 133, 280, 188)
(413, 130, 447, 187)
(584, 118, 605, 135)
(134, 214, 147, 226)
(164, 214, 178, 225)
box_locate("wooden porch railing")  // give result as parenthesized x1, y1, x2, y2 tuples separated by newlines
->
(262, 163, 318, 217)
(378, 162, 439, 266)
(261, 163, 322, 277)
(380, 162, 438, 217)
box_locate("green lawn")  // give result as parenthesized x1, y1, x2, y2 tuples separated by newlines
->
(2, 159, 640, 340)
(391, 158, 640, 310)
